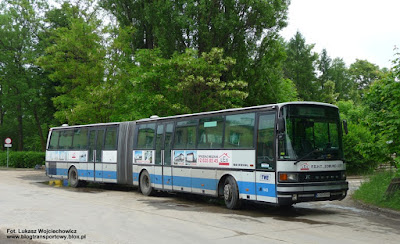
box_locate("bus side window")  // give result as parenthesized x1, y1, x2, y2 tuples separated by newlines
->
(59, 130, 73, 150)
(49, 131, 60, 150)
(198, 116, 224, 149)
(174, 120, 198, 149)
(104, 127, 118, 150)
(224, 113, 255, 149)
(72, 128, 88, 150)
(136, 123, 156, 149)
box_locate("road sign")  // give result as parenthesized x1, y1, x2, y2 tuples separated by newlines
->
(4, 138, 12, 168)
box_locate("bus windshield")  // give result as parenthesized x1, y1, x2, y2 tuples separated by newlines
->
(278, 104, 343, 161)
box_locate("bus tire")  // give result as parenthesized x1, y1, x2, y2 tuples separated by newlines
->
(68, 166, 79, 188)
(223, 176, 242, 209)
(139, 170, 153, 196)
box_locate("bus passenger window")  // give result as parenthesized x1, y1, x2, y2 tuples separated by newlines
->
(224, 113, 255, 149)
(104, 127, 118, 150)
(174, 120, 198, 149)
(72, 128, 88, 150)
(198, 116, 224, 149)
(49, 131, 60, 149)
(58, 130, 73, 149)
(136, 123, 156, 149)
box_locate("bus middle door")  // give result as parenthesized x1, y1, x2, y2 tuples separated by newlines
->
(88, 128, 105, 182)
(155, 122, 174, 190)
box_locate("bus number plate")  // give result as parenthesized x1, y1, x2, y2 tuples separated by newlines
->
(316, 192, 330, 198)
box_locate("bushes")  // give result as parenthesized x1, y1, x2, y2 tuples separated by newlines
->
(353, 171, 400, 211)
(0, 151, 45, 168)
(338, 101, 391, 175)
(343, 123, 389, 175)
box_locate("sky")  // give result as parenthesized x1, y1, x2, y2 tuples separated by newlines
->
(280, 0, 400, 69)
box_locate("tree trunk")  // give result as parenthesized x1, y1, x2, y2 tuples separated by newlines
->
(33, 107, 46, 151)
(17, 102, 23, 151)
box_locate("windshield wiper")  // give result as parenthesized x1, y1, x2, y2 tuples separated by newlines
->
(294, 149, 320, 165)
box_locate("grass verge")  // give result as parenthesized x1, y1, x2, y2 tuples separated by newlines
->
(353, 171, 400, 211)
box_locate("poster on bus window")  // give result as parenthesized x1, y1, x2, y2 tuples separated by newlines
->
(173, 150, 232, 167)
(133, 150, 154, 164)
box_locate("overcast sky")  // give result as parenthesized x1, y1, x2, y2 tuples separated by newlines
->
(280, 0, 400, 69)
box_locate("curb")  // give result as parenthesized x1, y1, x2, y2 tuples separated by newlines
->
(353, 199, 400, 218)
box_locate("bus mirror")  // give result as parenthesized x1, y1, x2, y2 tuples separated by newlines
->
(343, 120, 348, 135)
(278, 117, 286, 133)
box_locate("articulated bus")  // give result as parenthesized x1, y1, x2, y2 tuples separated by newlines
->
(45, 102, 348, 209)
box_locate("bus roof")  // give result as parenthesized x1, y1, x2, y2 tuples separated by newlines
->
(50, 101, 337, 129)
(137, 101, 337, 123)
(51, 122, 121, 130)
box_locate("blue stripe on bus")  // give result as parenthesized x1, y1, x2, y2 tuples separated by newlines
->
(50, 168, 117, 180)
(52, 169, 276, 197)
(237, 181, 256, 195)
(256, 182, 277, 197)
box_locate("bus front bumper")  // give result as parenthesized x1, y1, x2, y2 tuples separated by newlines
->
(276, 181, 349, 206)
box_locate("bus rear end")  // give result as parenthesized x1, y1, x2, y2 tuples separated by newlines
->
(276, 103, 348, 206)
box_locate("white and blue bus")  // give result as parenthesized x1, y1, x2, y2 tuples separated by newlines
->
(46, 102, 348, 209)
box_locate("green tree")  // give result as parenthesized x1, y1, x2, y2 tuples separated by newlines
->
(0, 0, 54, 151)
(317, 49, 332, 90)
(338, 101, 389, 174)
(129, 48, 248, 118)
(349, 59, 382, 100)
(364, 55, 400, 165)
(330, 58, 353, 101)
(37, 2, 109, 125)
(247, 34, 297, 104)
(284, 31, 318, 101)
(100, 0, 290, 107)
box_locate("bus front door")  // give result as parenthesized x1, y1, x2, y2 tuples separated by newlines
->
(255, 112, 277, 203)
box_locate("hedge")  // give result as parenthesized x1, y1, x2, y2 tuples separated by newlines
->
(0, 151, 45, 168)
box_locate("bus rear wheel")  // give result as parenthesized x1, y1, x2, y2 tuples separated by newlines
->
(223, 176, 242, 209)
(68, 167, 79, 188)
(139, 170, 153, 196)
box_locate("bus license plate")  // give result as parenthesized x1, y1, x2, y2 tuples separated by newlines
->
(316, 192, 330, 198)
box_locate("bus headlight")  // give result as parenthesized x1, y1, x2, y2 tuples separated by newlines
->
(279, 173, 299, 182)
(341, 171, 346, 180)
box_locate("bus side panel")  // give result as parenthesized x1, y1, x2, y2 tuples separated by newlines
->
(132, 164, 139, 187)
(191, 169, 217, 196)
(216, 171, 257, 201)
(172, 167, 192, 193)
(237, 171, 257, 201)
(103, 163, 117, 183)
(102, 150, 118, 183)
(153, 165, 163, 189)
(132, 165, 156, 188)
(163, 165, 173, 190)
(255, 171, 277, 203)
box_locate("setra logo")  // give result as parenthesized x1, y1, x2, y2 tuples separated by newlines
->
(300, 163, 310, 171)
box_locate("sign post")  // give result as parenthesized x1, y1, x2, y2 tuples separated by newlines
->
(4, 138, 12, 168)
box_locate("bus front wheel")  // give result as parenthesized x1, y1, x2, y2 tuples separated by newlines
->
(223, 176, 242, 209)
(139, 170, 153, 196)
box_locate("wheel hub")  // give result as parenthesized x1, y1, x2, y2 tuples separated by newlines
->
(224, 184, 232, 201)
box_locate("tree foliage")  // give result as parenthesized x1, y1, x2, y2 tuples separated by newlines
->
(37, 2, 109, 125)
(284, 31, 318, 101)
(129, 48, 248, 118)
(0, 0, 396, 179)
(0, 0, 54, 151)
(364, 54, 400, 165)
